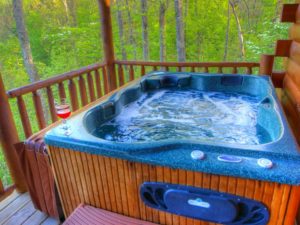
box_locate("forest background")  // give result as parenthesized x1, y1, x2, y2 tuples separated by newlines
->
(0, 0, 294, 186)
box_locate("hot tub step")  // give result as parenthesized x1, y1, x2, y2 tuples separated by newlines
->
(63, 204, 157, 225)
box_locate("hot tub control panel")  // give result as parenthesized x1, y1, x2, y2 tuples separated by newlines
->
(257, 158, 273, 169)
(217, 155, 243, 163)
(190, 151, 273, 169)
(191, 150, 205, 160)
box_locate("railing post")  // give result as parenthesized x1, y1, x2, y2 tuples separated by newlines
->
(0, 74, 27, 192)
(97, 0, 117, 91)
(259, 54, 274, 76)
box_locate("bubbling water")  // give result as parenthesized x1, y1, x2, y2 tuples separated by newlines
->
(93, 89, 270, 144)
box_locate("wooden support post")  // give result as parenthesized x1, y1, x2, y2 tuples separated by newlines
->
(275, 40, 292, 57)
(281, 4, 299, 23)
(259, 55, 274, 76)
(98, 0, 117, 91)
(0, 74, 27, 192)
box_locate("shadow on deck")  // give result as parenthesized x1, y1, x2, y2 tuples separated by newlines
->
(0, 190, 60, 225)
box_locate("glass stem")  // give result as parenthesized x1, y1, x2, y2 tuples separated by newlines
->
(62, 119, 67, 129)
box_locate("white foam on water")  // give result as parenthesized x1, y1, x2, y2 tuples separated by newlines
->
(95, 89, 266, 144)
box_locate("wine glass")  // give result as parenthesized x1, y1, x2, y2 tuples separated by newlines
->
(55, 99, 72, 136)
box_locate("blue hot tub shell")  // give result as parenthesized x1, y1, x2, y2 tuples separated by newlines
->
(45, 72, 300, 185)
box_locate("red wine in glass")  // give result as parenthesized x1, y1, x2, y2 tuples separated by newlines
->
(56, 106, 71, 119)
(55, 100, 72, 135)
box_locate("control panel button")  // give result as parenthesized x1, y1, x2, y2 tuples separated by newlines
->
(191, 150, 205, 160)
(217, 155, 242, 163)
(257, 158, 273, 169)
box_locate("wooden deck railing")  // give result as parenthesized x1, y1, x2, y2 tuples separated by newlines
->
(114, 61, 260, 84)
(0, 60, 261, 197)
(6, 63, 109, 139)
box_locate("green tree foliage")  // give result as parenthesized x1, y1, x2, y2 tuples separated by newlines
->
(0, 0, 294, 89)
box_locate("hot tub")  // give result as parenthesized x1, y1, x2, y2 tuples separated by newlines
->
(45, 72, 300, 224)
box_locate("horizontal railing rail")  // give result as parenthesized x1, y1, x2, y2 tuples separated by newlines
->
(7, 63, 107, 98)
(114, 60, 261, 85)
(115, 60, 260, 67)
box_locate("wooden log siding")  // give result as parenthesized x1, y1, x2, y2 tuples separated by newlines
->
(278, 14, 300, 225)
(48, 146, 300, 225)
(281, 6, 300, 147)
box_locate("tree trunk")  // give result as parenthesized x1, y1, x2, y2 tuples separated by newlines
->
(159, 0, 167, 62)
(274, 0, 282, 21)
(241, 0, 250, 27)
(194, 0, 201, 61)
(62, 0, 77, 26)
(61, 0, 78, 66)
(13, 0, 49, 122)
(184, 0, 188, 44)
(184, 0, 188, 18)
(230, 0, 245, 60)
(116, 0, 127, 60)
(141, 0, 149, 60)
(224, 1, 231, 61)
(125, 0, 137, 59)
(13, 0, 40, 83)
(174, 0, 186, 62)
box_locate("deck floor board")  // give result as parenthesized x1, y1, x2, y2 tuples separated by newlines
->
(0, 191, 60, 225)
(22, 210, 48, 225)
(0, 191, 20, 212)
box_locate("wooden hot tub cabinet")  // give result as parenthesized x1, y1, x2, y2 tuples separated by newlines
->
(47, 146, 300, 225)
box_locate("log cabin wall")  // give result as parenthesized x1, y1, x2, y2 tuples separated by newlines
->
(260, 3, 300, 145)
(281, 3, 300, 144)
(277, 2, 300, 223)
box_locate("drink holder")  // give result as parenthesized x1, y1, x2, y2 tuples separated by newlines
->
(140, 182, 269, 225)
